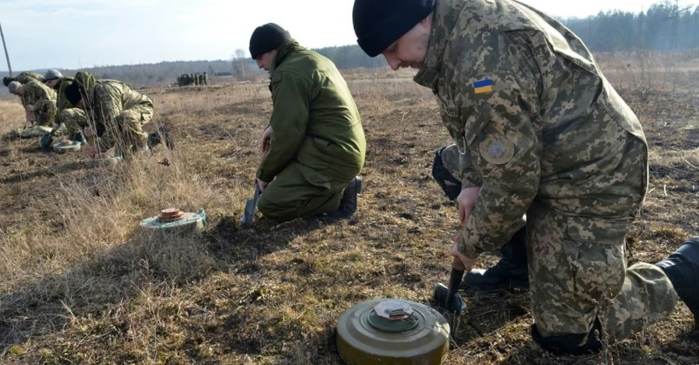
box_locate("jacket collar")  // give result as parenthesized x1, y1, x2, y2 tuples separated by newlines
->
(271, 39, 303, 72)
(414, 0, 464, 90)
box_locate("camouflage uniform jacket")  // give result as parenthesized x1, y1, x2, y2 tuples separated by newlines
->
(73, 72, 153, 137)
(414, 0, 648, 257)
(16, 71, 45, 84)
(257, 41, 366, 185)
(20, 80, 56, 112)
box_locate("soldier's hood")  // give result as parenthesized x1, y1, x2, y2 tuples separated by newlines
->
(73, 71, 98, 102)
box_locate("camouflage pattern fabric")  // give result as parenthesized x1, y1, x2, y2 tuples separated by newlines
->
(528, 202, 677, 341)
(15, 71, 45, 84)
(61, 108, 88, 136)
(19, 80, 57, 127)
(73, 72, 153, 155)
(413, 0, 677, 344)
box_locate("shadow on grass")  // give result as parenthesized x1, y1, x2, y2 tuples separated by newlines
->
(0, 159, 117, 185)
(0, 214, 335, 362)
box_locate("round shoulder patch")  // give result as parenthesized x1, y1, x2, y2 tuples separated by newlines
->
(479, 134, 515, 165)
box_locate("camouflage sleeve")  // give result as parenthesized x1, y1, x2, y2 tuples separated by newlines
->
(93, 83, 123, 131)
(453, 33, 543, 258)
(256, 72, 313, 182)
(24, 82, 55, 111)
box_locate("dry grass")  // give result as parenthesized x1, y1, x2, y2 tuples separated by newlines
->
(0, 60, 698, 364)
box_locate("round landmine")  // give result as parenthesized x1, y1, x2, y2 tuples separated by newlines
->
(52, 140, 82, 153)
(140, 208, 207, 234)
(337, 299, 450, 365)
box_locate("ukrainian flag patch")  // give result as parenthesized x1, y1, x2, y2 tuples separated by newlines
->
(473, 79, 494, 94)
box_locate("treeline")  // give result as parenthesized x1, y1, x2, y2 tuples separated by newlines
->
(564, 2, 699, 51)
(315, 45, 386, 69)
(2, 1, 699, 95)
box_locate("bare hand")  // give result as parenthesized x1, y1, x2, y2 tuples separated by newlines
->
(256, 178, 269, 193)
(457, 187, 481, 225)
(259, 126, 273, 155)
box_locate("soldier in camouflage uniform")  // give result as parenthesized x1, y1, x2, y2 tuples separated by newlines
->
(63, 71, 153, 158)
(3, 71, 44, 88)
(4, 71, 49, 129)
(249, 23, 366, 221)
(8, 80, 57, 128)
(353, 0, 699, 355)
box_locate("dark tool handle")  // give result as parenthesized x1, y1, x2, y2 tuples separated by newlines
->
(445, 257, 465, 308)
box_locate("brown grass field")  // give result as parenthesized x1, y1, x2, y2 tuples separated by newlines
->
(0, 57, 698, 364)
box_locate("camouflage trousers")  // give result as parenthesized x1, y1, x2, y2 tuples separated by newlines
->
(59, 108, 88, 134)
(258, 162, 348, 221)
(527, 205, 677, 342)
(60, 105, 152, 155)
(438, 143, 678, 343)
(29, 99, 57, 127)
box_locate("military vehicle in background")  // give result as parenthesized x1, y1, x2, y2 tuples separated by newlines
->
(176, 72, 208, 87)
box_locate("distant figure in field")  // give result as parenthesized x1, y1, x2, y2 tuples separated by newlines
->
(248, 23, 366, 221)
(353, 0, 698, 356)
(7, 79, 57, 138)
(62, 71, 154, 158)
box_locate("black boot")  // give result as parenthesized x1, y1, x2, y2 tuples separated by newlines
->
(531, 320, 603, 355)
(327, 176, 363, 220)
(656, 237, 699, 329)
(432, 147, 461, 201)
(462, 227, 529, 291)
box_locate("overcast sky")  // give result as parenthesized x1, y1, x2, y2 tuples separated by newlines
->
(1, 0, 698, 71)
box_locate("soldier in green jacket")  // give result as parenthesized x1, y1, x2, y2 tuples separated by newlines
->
(248, 23, 366, 221)
(63, 71, 153, 158)
(353, 0, 698, 355)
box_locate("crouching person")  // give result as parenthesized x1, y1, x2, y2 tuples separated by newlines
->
(7, 80, 57, 138)
(249, 23, 366, 221)
(62, 71, 154, 158)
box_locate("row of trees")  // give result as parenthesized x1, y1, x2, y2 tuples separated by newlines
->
(229, 44, 386, 82)
(565, 2, 699, 51)
(1, 1, 698, 93)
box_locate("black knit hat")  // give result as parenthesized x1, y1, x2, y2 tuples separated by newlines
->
(64, 81, 82, 105)
(353, 0, 434, 57)
(249, 23, 291, 59)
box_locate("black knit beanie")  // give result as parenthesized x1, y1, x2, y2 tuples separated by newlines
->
(353, 0, 434, 57)
(64, 81, 82, 105)
(249, 23, 291, 59)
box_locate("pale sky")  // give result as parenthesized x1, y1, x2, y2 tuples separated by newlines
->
(1, 0, 698, 71)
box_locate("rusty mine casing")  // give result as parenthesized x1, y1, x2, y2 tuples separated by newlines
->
(337, 299, 450, 365)
(140, 208, 207, 235)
